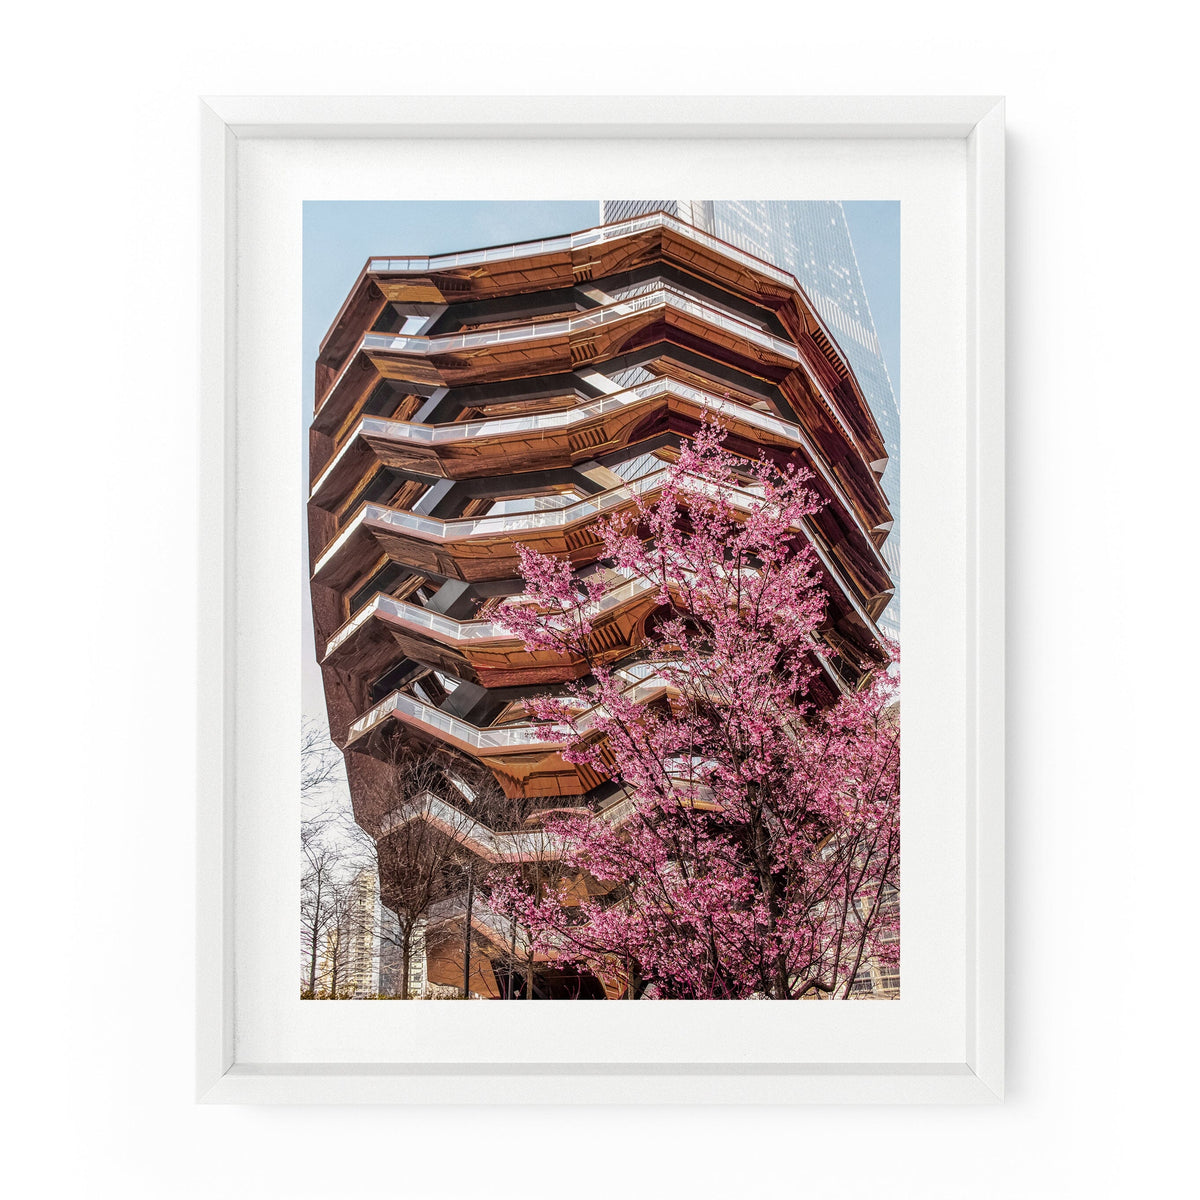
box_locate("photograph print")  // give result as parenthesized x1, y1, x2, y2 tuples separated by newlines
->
(301, 200, 900, 1001)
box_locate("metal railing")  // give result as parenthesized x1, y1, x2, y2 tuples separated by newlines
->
(377, 790, 562, 863)
(359, 210, 874, 434)
(376, 779, 714, 876)
(346, 664, 672, 750)
(316, 209, 881, 467)
(316, 471, 885, 647)
(353, 283, 798, 364)
(324, 572, 653, 659)
(313, 465, 759, 577)
(316, 282, 810, 422)
(364, 211, 796, 294)
(309, 375, 798, 501)
(309, 374, 889, 582)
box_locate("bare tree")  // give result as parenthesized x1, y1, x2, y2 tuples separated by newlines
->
(360, 742, 508, 998)
(301, 718, 344, 799)
(302, 720, 554, 1000)
(301, 814, 341, 997)
(300, 723, 368, 997)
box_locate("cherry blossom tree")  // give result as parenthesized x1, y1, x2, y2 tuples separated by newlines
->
(491, 423, 899, 999)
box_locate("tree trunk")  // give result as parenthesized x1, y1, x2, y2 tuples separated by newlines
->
(400, 925, 412, 1000)
(462, 867, 475, 999)
(747, 812, 792, 998)
(508, 916, 519, 1001)
(307, 875, 323, 996)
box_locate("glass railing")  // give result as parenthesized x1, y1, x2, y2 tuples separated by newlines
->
(317, 282, 805, 419)
(318, 464, 787, 574)
(309, 375, 800, 501)
(315, 467, 885, 646)
(377, 790, 562, 863)
(347, 668, 675, 750)
(314, 468, 658, 578)
(354, 284, 799, 365)
(374, 772, 705, 849)
(364, 467, 676, 542)
(340, 467, 775, 551)
(365, 211, 796, 293)
(348, 690, 551, 749)
(321, 211, 867, 451)
(308, 374, 886, 579)
(325, 572, 655, 659)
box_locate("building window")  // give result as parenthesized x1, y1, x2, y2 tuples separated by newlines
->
(850, 967, 875, 996)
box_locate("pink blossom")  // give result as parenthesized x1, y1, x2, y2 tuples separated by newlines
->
(491, 422, 900, 999)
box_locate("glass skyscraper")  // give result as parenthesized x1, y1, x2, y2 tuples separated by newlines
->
(602, 201, 900, 638)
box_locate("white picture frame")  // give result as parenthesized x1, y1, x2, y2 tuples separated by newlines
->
(198, 95, 1005, 1105)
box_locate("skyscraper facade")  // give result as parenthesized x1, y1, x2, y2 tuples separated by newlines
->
(602, 201, 900, 638)
(313, 868, 381, 998)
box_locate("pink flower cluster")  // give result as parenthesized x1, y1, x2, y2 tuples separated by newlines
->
(492, 423, 900, 999)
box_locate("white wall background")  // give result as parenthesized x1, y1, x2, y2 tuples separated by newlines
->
(2, 3, 1194, 1197)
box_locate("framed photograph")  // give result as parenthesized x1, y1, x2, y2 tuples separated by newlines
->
(198, 96, 1004, 1104)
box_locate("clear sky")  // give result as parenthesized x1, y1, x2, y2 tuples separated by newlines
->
(301, 200, 900, 725)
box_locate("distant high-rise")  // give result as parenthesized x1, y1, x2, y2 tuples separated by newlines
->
(315, 868, 380, 998)
(603, 201, 900, 638)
